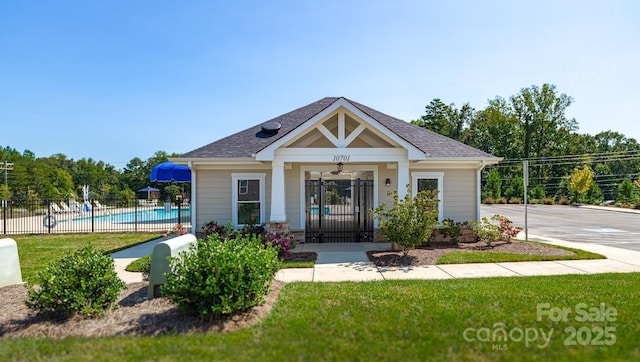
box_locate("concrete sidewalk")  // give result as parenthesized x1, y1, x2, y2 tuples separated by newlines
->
(111, 237, 167, 284)
(274, 237, 640, 282)
(111, 236, 640, 284)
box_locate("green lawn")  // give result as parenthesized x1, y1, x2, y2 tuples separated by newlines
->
(11, 233, 161, 283)
(437, 242, 605, 264)
(1, 273, 638, 361)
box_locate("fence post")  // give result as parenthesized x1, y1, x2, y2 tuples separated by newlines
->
(178, 200, 181, 225)
(91, 199, 95, 233)
(134, 198, 138, 232)
(47, 200, 52, 234)
(2, 199, 6, 235)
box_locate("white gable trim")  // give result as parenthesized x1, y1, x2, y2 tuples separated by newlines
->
(255, 98, 426, 161)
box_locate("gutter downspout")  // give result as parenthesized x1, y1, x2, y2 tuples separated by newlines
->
(476, 160, 487, 221)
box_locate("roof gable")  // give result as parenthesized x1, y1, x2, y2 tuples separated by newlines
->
(178, 97, 498, 161)
(255, 98, 425, 161)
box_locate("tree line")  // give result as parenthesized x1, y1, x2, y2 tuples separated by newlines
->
(0, 148, 183, 203)
(2, 83, 639, 207)
(411, 83, 640, 204)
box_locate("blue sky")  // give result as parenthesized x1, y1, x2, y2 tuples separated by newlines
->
(1, 1, 638, 169)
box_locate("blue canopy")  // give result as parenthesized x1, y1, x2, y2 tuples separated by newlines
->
(150, 161, 191, 182)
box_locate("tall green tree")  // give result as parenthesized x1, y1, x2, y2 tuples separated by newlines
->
(411, 99, 474, 142)
(467, 96, 521, 159)
(510, 84, 577, 160)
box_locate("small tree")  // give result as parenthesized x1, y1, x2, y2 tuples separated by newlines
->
(617, 179, 637, 204)
(569, 165, 593, 203)
(485, 168, 502, 199)
(505, 175, 524, 199)
(586, 182, 603, 205)
(0, 184, 11, 200)
(371, 186, 439, 261)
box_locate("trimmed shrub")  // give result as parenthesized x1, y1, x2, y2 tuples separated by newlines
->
(471, 218, 500, 247)
(508, 197, 522, 204)
(25, 244, 126, 318)
(162, 235, 280, 320)
(439, 218, 465, 243)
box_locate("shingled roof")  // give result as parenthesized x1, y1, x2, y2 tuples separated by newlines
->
(179, 97, 498, 159)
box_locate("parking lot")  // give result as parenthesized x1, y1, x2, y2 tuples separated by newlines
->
(482, 204, 640, 252)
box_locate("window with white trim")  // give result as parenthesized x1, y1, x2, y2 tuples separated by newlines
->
(232, 174, 265, 226)
(411, 172, 444, 222)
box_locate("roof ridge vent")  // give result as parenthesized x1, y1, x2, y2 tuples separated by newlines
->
(261, 121, 281, 135)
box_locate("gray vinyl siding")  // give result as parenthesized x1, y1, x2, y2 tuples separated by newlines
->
(195, 169, 271, 228)
(442, 169, 477, 222)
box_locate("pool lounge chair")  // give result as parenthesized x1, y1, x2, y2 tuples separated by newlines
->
(94, 200, 111, 210)
(49, 202, 64, 213)
(59, 201, 72, 213)
(69, 200, 82, 212)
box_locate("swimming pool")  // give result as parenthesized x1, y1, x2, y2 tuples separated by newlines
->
(72, 207, 191, 224)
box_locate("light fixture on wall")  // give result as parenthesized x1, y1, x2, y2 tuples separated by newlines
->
(336, 162, 343, 174)
(385, 178, 391, 187)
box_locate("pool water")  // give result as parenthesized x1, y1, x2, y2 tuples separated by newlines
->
(72, 208, 191, 223)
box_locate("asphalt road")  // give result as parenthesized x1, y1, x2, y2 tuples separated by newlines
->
(481, 204, 640, 252)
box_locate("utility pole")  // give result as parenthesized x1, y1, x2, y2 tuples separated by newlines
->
(0, 161, 14, 187)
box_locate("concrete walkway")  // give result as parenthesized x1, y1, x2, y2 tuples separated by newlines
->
(275, 237, 640, 282)
(111, 236, 640, 284)
(111, 237, 167, 284)
(274, 236, 640, 282)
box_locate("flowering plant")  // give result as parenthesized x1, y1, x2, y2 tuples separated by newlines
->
(262, 223, 295, 258)
(491, 214, 522, 243)
(163, 223, 188, 238)
(202, 220, 228, 238)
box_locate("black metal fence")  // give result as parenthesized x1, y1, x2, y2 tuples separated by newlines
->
(0, 198, 190, 235)
(305, 178, 374, 242)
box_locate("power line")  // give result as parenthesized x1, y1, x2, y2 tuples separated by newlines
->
(493, 149, 640, 165)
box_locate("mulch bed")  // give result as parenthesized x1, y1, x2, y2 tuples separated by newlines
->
(283, 251, 317, 262)
(0, 280, 285, 339)
(367, 240, 575, 267)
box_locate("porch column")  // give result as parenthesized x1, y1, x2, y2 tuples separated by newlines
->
(397, 161, 410, 198)
(189, 162, 196, 235)
(269, 160, 287, 222)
